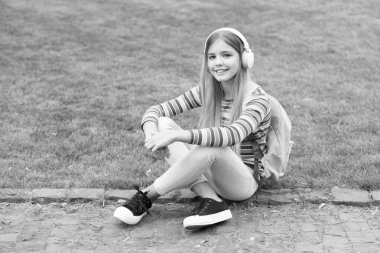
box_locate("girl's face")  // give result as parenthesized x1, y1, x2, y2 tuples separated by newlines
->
(207, 39, 240, 85)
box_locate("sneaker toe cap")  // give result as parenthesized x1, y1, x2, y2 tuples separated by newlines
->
(114, 206, 144, 225)
(183, 215, 200, 227)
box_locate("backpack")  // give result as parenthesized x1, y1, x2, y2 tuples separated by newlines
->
(254, 94, 293, 183)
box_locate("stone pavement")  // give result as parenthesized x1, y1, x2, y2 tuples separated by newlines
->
(0, 199, 379, 252)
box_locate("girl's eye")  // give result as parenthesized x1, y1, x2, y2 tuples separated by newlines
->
(208, 55, 215, 60)
(223, 54, 231, 58)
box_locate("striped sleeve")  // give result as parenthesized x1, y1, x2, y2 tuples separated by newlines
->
(189, 88, 270, 147)
(141, 86, 201, 128)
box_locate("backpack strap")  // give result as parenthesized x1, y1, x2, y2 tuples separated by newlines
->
(252, 150, 265, 189)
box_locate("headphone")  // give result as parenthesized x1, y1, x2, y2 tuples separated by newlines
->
(204, 27, 255, 69)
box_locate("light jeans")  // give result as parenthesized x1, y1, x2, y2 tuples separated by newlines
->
(153, 117, 258, 201)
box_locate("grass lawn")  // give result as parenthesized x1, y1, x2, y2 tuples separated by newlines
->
(0, 0, 379, 190)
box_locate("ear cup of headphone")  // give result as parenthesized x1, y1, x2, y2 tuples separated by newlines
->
(242, 49, 254, 69)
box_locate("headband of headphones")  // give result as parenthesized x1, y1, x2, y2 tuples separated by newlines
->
(204, 28, 250, 52)
(204, 27, 254, 69)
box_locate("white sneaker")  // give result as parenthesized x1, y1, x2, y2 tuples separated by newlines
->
(113, 186, 152, 225)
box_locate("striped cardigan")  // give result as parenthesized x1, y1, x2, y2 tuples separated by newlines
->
(141, 86, 271, 166)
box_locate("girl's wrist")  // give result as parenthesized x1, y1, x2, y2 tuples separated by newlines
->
(175, 130, 191, 143)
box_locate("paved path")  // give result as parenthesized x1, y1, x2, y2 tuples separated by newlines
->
(0, 201, 379, 253)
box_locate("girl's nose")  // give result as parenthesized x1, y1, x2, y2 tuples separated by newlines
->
(215, 56, 223, 65)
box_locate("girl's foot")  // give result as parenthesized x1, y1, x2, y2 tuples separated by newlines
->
(114, 186, 152, 225)
(183, 198, 232, 230)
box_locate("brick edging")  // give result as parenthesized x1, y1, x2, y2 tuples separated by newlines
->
(0, 187, 379, 206)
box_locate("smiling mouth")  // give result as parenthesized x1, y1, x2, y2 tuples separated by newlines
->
(215, 69, 228, 74)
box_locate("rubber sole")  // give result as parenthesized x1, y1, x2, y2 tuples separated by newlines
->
(183, 210, 232, 230)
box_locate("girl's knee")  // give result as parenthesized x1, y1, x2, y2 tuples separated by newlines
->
(222, 181, 258, 201)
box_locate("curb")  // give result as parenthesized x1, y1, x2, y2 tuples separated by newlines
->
(0, 187, 379, 207)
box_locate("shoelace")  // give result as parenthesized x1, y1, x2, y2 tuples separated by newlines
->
(124, 186, 151, 216)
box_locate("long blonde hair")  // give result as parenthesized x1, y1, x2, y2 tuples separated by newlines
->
(198, 30, 253, 153)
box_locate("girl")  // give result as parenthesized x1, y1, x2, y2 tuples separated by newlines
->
(114, 28, 271, 230)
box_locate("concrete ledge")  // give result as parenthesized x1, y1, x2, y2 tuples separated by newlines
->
(332, 187, 370, 206)
(105, 189, 133, 201)
(106, 189, 198, 204)
(0, 188, 378, 206)
(32, 188, 67, 203)
(298, 189, 333, 204)
(0, 189, 32, 203)
(369, 191, 380, 205)
(68, 188, 104, 203)
(159, 189, 197, 203)
(254, 189, 300, 205)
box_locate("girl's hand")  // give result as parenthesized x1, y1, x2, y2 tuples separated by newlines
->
(145, 131, 177, 152)
(143, 121, 158, 140)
